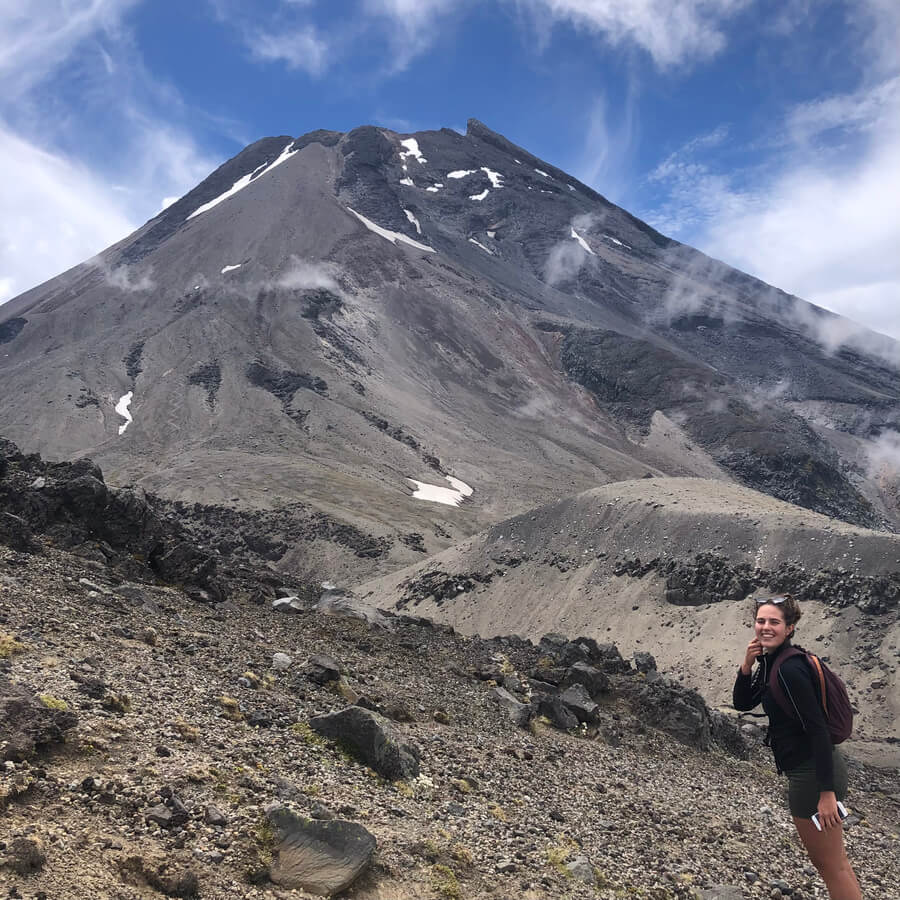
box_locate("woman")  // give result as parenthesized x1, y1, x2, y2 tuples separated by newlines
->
(733, 595, 861, 900)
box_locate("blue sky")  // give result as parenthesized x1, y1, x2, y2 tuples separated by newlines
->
(2, 0, 899, 339)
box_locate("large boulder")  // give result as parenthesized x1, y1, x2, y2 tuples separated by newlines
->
(316, 587, 393, 629)
(533, 695, 579, 731)
(561, 662, 611, 698)
(0, 679, 78, 761)
(309, 707, 419, 779)
(558, 684, 600, 724)
(620, 677, 716, 751)
(267, 805, 376, 896)
(490, 686, 533, 728)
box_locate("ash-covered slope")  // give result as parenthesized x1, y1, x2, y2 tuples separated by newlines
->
(356, 477, 900, 764)
(2, 119, 900, 579)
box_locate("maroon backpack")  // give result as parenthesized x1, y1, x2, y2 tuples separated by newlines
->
(767, 646, 853, 744)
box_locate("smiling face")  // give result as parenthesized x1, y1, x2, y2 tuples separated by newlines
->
(755, 602, 794, 650)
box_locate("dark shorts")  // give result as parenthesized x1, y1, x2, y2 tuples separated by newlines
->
(785, 749, 848, 818)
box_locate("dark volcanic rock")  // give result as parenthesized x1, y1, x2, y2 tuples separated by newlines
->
(0, 316, 27, 344)
(267, 804, 377, 896)
(0, 512, 38, 553)
(620, 676, 745, 757)
(562, 662, 611, 697)
(309, 706, 420, 779)
(0, 678, 78, 761)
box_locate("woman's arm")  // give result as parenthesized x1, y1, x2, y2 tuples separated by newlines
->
(733, 638, 763, 710)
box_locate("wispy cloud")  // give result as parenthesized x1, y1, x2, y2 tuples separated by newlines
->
(513, 0, 750, 68)
(644, 44, 900, 343)
(0, 0, 139, 101)
(246, 24, 331, 76)
(227, 0, 748, 80)
(0, 126, 134, 302)
(573, 84, 639, 204)
(0, 0, 220, 303)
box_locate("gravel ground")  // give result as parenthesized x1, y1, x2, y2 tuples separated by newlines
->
(1, 544, 898, 900)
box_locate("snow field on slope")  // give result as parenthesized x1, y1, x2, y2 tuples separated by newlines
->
(407, 475, 474, 506)
(188, 142, 297, 220)
(348, 208, 434, 252)
(115, 391, 134, 436)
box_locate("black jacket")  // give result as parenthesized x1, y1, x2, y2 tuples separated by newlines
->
(733, 640, 834, 790)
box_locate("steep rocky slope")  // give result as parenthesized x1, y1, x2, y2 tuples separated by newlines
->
(2, 540, 899, 899)
(357, 478, 900, 764)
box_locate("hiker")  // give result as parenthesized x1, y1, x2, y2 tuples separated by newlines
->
(733, 595, 861, 900)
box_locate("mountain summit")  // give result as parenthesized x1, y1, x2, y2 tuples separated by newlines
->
(2, 119, 900, 577)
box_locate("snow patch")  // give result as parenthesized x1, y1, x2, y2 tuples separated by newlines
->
(221, 263, 242, 274)
(399, 138, 427, 164)
(514, 158, 521, 164)
(188, 141, 297, 219)
(348, 207, 434, 253)
(115, 391, 133, 436)
(480, 167, 503, 188)
(408, 475, 473, 506)
(534, 168, 549, 177)
(570, 228, 595, 255)
(400, 177, 414, 186)
(469, 189, 489, 201)
(604, 234, 631, 249)
(567, 184, 575, 192)
(447, 169, 476, 179)
(468, 238, 493, 255)
(426, 186, 441, 192)
(487, 230, 495, 238)
(404, 209, 422, 234)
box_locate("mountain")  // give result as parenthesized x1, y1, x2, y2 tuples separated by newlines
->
(3, 119, 900, 582)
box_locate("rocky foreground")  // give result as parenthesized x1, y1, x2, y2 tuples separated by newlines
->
(1, 539, 899, 900)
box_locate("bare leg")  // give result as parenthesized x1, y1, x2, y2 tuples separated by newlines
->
(793, 816, 861, 900)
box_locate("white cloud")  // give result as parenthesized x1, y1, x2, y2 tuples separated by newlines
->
(275, 258, 343, 293)
(515, 0, 749, 68)
(246, 24, 330, 75)
(573, 88, 638, 203)
(0, 0, 139, 101)
(232, 0, 747, 79)
(0, 125, 135, 302)
(0, 0, 220, 304)
(645, 62, 900, 344)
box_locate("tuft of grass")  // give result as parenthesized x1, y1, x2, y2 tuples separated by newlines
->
(38, 694, 69, 710)
(430, 864, 461, 900)
(290, 721, 327, 747)
(487, 803, 507, 822)
(450, 844, 474, 867)
(217, 696, 244, 721)
(0, 632, 26, 658)
(241, 671, 261, 688)
(545, 836, 579, 879)
(172, 718, 200, 742)
(327, 678, 359, 703)
(452, 778, 473, 795)
(101, 693, 132, 714)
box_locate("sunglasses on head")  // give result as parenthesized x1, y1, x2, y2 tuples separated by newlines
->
(755, 596, 787, 606)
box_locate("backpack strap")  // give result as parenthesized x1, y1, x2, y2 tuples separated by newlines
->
(766, 646, 806, 720)
(806, 653, 828, 717)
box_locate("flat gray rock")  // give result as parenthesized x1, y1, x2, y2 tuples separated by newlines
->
(267, 805, 376, 896)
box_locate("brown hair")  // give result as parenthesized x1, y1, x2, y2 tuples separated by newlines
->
(751, 594, 802, 628)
